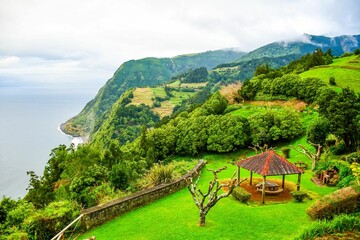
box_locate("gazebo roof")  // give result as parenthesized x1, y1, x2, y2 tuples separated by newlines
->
(235, 150, 303, 176)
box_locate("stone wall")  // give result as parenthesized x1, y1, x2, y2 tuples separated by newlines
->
(80, 160, 205, 229)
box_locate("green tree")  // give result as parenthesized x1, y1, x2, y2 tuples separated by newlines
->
(307, 117, 331, 146)
(110, 162, 130, 190)
(318, 88, 360, 151)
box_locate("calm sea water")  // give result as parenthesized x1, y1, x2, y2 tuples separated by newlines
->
(0, 87, 96, 198)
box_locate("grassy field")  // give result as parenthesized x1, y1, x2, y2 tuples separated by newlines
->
(80, 138, 335, 239)
(130, 85, 200, 118)
(131, 88, 155, 106)
(167, 80, 208, 89)
(300, 55, 360, 92)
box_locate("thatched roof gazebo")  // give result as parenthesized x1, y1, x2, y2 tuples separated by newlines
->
(235, 150, 303, 204)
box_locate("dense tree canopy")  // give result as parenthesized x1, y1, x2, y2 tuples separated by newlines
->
(317, 88, 360, 151)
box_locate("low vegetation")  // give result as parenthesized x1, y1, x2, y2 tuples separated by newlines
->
(307, 186, 360, 220)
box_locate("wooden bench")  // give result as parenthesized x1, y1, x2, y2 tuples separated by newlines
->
(256, 188, 284, 194)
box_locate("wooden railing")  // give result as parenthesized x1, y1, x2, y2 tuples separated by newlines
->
(51, 214, 84, 240)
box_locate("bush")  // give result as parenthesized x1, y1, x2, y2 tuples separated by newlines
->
(296, 214, 360, 240)
(330, 142, 347, 155)
(345, 152, 360, 164)
(232, 186, 251, 203)
(153, 101, 161, 107)
(337, 175, 355, 188)
(147, 163, 177, 187)
(25, 200, 79, 240)
(291, 191, 308, 202)
(306, 186, 360, 220)
(281, 147, 291, 158)
(329, 77, 336, 86)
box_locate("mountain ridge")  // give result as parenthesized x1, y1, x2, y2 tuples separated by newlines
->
(62, 49, 246, 136)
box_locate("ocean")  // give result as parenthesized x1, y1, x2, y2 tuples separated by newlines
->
(0, 86, 96, 198)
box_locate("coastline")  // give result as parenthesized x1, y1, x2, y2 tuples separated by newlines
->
(58, 123, 88, 148)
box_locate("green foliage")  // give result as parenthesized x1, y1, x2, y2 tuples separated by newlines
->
(182, 67, 208, 83)
(69, 164, 110, 207)
(281, 147, 291, 158)
(231, 187, 251, 203)
(0, 197, 17, 224)
(291, 191, 308, 202)
(24, 200, 79, 240)
(25, 171, 54, 209)
(296, 214, 360, 240)
(329, 76, 336, 85)
(143, 163, 177, 187)
(350, 162, 360, 185)
(307, 117, 331, 146)
(239, 74, 327, 103)
(110, 163, 131, 190)
(346, 152, 360, 164)
(254, 63, 271, 76)
(91, 90, 161, 148)
(306, 186, 360, 220)
(317, 87, 360, 151)
(248, 109, 303, 145)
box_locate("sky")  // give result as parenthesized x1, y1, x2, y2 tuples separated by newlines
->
(0, 0, 359, 89)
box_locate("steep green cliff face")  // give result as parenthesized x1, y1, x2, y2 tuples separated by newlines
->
(63, 50, 245, 136)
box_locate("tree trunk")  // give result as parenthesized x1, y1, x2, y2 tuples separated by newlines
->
(199, 210, 207, 226)
(311, 160, 316, 172)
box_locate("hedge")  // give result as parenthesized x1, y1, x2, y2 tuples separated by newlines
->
(307, 186, 360, 220)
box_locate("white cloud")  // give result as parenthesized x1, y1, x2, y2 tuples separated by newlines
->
(0, 0, 359, 87)
(0, 56, 20, 67)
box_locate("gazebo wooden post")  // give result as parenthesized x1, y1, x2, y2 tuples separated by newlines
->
(297, 173, 301, 191)
(237, 165, 240, 185)
(262, 176, 266, 204)
(250, 171, 253, 185)
(282, 175, 285, 189)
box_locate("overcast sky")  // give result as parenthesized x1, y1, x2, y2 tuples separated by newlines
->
(0, 0, 359, 88)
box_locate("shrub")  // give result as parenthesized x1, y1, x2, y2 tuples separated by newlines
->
(329, 76, 336, 86)
(306, 186, 360, 220)
(337, 175, 355, 188)
(291, 191, 308, 202)
(296, 214, 360, 240)
(153, 101, 161, 107)
(281, 147, 291, 158)
(232, 186, 251, 203)
(330, 142, 347, 155)
(24, 200, 79, 240)
(148, 163, 176, 186)
(345, 152, 360, 164)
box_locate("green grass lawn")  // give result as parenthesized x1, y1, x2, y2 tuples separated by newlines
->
(80, 143, 335, 239)
(299, 55, 360, 92)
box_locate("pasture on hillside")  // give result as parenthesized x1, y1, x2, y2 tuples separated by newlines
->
(130, 84, 202, 118)
(300, 55, 360, 92)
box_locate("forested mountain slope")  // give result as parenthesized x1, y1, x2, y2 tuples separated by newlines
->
(214, 34, 360, 80)
(62, 50, 245, 136)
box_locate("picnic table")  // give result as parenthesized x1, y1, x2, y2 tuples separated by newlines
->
(256, 181, 283, 194)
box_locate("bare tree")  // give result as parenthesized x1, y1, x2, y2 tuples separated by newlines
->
(291, 142, 322, 171)
(248, 144, 276, 154)
(187, 166, 246, 226)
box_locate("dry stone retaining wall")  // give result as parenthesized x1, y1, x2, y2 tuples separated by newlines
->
(80, 160, 205, 229)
